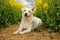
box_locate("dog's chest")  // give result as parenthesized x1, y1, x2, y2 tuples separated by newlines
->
(22, 17, 33, 29)
(22, 21, 31, 29)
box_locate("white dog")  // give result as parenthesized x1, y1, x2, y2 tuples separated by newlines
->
(13, 7, 42, 35)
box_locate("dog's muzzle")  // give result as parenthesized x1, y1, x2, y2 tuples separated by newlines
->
(24, 13, 27, 16)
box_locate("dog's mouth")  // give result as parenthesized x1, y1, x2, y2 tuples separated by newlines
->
(24, 14, 30, 17)
(24, 15, 30, 17)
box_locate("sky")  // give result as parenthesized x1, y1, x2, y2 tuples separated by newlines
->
(16, 0, 36, 7)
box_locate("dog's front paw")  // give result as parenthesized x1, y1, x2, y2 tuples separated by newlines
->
(19, 32, 24, 35)
(13, 32, 18, 35)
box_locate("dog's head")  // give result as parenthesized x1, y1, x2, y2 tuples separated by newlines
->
(21, 7, 36, 17)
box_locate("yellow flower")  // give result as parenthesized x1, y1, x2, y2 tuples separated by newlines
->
(35, 0, 43, 6)
(8, 0, 25, 9)
(43, 2, 48, 9)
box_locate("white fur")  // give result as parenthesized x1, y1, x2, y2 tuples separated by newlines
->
(13, 7, 42, 35)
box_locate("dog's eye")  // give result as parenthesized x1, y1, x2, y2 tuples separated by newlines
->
(24, 10, 26, 11)
(28, 11, 30, 12)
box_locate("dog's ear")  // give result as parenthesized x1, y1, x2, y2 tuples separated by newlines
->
(31, 7, 36, 12)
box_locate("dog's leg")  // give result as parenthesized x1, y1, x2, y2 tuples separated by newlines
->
(13, 27, 23, 34)
(19, 28, 31, 35)
(32, 22, 39, 30)
(32, 20, 42, 30)
(19, 25, 32, 35)
(13, 24, 23, 34)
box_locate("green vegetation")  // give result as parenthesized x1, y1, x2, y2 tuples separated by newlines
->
(35, 0, 60, 32)
(0, 0, 22, 29)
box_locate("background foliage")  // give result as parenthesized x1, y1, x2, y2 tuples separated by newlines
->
(0, 0, 60, 32)
(0, 0, 22, 30)
(35, 0, 60, 32)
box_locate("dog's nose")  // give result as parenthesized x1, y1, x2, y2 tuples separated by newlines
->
(24, 13, 27, 16)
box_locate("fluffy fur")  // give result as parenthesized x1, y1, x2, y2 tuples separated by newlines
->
(13, 7, 42, 35)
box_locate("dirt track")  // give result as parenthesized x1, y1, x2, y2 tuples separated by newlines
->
(0, 23, 60, 40)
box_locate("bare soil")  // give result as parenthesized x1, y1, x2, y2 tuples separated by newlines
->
(0, 23, 60, 40)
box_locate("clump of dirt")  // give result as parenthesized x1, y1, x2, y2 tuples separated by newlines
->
(0, 23, 60, 40)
